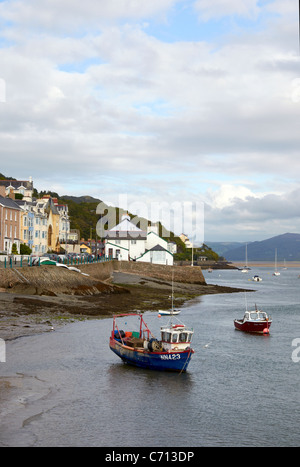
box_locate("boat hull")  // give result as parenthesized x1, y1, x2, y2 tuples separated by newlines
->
(109, 338, 194, 372)
(234, 320, 272, 334)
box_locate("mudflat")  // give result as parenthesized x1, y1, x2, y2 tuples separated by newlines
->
(0, 271, 250, 341)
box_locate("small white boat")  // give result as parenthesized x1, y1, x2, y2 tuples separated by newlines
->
(273, 249, 280, 276)
(252, 275, 262, 282)
(158, 271, 181, 317)
(241, 244, 251, 273)
(158, 309, 181, 316)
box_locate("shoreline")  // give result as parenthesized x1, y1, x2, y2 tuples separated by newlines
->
(0, 271, 252, 341)
(231, 261, 300, 268)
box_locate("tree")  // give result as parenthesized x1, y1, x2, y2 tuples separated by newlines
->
(11, 243, 18, 254)
(20, 243, 32, 255)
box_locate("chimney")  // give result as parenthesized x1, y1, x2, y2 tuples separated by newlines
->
(8, 188, 15, 200)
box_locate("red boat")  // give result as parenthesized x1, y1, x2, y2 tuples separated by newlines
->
(234, 307, 272, 334)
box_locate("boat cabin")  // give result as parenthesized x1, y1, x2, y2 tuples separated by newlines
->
(161, 324, 194, 352)
(243, 311, 269, 322)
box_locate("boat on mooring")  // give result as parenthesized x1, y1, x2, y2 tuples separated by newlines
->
(109, 313, 194, 372)
(252, 275, 262, 282)
(234, 306, 272, 334)
(158, 309, 181, 316)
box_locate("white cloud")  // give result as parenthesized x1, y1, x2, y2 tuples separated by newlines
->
(0, 0, 299, 241)
(0, 0, 179, 33)
(194, 0, 260, 21)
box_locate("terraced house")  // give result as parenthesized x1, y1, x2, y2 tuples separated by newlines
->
(0, 178, 70, 254)
(0, 196, 21, 254)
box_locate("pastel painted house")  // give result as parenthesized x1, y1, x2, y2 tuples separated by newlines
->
(0, 196, 21, 254)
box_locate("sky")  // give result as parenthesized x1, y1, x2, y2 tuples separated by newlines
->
(0, 0, 300, 243)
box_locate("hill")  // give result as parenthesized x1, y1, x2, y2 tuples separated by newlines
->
(206, 241, 245, 257)
(225, 233, 300, 261)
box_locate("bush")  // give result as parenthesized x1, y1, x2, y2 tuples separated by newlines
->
(20, 243, 32, 255)
(11, 243, 18, 254)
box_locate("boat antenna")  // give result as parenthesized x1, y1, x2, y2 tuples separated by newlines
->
(244, 291, 248, 312)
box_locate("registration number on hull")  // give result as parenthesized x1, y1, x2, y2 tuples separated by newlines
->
(160, 353, 180, 361)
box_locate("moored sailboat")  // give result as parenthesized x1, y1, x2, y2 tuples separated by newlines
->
(273, 249, 280, 276)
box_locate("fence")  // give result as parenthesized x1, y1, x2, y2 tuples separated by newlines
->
(0, 255, 113, 268)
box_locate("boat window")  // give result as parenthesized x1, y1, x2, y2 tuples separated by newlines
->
(161, 332, 166, 341)
(172, 333, 178, 343)
(179, 333, 188, 343)
(258, 313, 267, 320)
(163, 332, 171, 343)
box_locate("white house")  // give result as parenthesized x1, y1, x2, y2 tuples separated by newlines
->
(104, 214, 174, 265)
(104, 213, 147, 261)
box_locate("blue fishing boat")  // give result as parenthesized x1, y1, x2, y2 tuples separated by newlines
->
(109, 313, 194, 372)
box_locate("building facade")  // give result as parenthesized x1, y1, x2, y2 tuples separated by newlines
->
(0, 196, 21, 254)
(104, 214, 174, 265)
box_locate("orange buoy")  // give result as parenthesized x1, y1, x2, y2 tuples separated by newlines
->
(263, 327, 270, 335)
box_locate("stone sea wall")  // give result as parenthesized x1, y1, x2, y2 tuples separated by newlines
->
(113, 261, 206, 285)
(0, 260, 206, 296)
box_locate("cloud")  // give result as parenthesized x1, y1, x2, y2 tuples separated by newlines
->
(0, 0, 179, 34)
(0, 0, 299, 241)
(204, 186, 300, 241)
(194, 0, 260, 21)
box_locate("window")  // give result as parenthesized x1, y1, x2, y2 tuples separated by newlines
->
(179, 333, 188, 343)
(172, 334, 178, 343)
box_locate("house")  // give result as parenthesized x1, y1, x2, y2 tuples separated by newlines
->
(18, 200, 34, 251)
(104, 213, 147, 261)
(136, 226, 174, 265)
(179, 233, 193, 249)
(0, 196, 21, 254)
(0, 177, 34, 202)
(104, 214, 174, 265)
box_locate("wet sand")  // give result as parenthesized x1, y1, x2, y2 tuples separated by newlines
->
(0, 271, 252, 341)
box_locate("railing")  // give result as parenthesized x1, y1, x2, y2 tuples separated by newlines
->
(0, 255, 114, 268)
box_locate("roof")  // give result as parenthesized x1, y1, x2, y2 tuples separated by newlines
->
(109, 214, 143, 233)
(148, 244, 169, 252)
(0, 196, 21, 210)
(106, 213, 147, 239)
(0, 180, 33, 190)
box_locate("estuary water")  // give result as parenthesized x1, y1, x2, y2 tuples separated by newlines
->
(0, 266, 299, 447)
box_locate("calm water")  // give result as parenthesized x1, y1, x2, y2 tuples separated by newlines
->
(0, 267, 299, 447)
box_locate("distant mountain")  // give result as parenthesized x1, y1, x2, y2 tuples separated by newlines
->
(224, 233, 300, 261)
(206, 241, 246, 257)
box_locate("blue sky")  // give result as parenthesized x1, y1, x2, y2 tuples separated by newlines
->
(0, 0, 299, 242)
